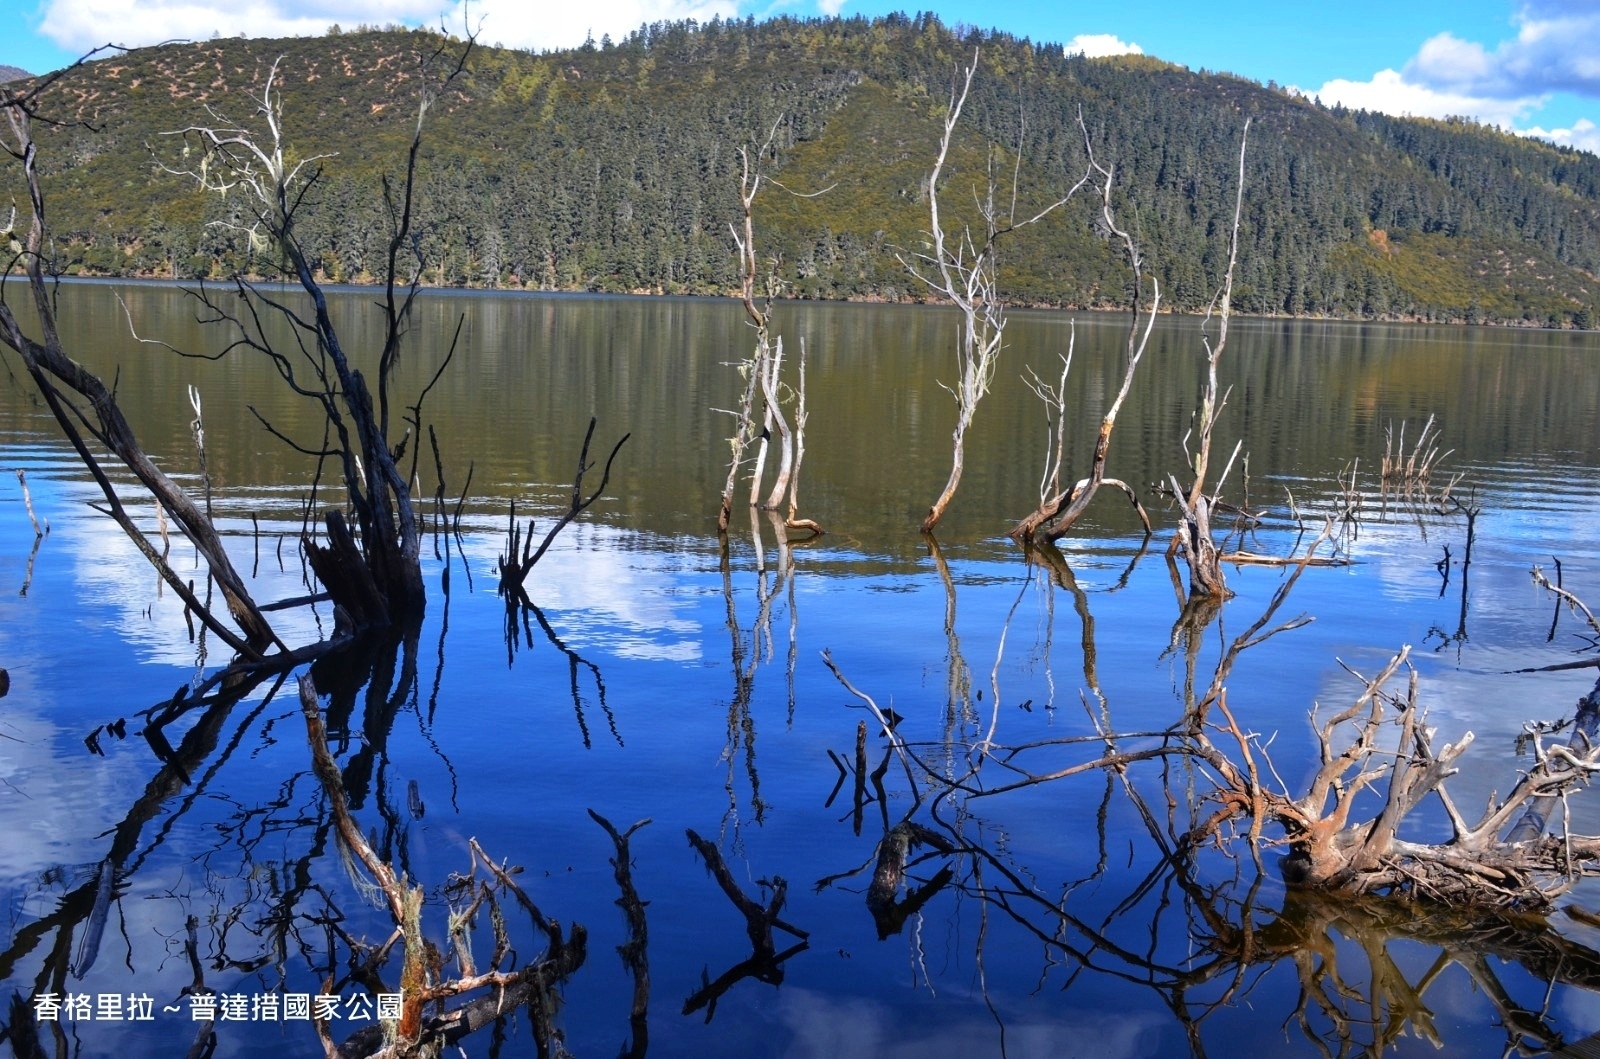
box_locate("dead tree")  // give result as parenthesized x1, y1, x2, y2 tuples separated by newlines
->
(159, 46, 479, 627)
(0, 60, 281, 658)
(1010, 115, 1156, 543)
(4, 33, 601, 655)
(716, 125, 823, 538)
(901, 53, 1089, 535)
(839, 538, 1600, 909)
(1169, 120, 1251, 600)
(300, 675, 587, 1059)
(1187, 647, 1600, 906)
(496, 415, 630, 606)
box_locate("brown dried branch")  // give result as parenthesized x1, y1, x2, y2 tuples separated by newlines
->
(1192, 652, 1600, 906)
(301, 675, 586, 1058)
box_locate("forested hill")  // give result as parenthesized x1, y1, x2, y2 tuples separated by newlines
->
(9, 14, 1600, 325)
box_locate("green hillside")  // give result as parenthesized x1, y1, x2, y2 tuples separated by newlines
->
(7, 13, 1600, 325)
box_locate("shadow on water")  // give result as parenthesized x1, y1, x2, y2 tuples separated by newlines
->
(7, 531, 1600, 1058)
(8, 296, 1600, 1055)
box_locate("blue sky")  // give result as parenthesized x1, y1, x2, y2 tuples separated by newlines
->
(6, 0, 1600, 150)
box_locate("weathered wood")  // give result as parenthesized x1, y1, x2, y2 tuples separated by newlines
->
(1200, 654, 1600, 906)
(906, 53, 1090, 534)
(1504, 674, 1600, 843)
(1009, 145, 1160, 545)
(303, 511, 390, 634)
(865, 821, 955, 939)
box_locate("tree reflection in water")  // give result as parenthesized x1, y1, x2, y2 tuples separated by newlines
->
(1, 609, 595, 1058)
(9, 513, 1600, 1056)
(814, 541, 1600, 1059)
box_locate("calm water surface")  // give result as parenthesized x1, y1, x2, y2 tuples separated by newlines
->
(2, 283, 1600, 1057)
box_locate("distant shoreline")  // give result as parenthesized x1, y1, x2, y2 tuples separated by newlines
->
(28, 274, 1587, 330)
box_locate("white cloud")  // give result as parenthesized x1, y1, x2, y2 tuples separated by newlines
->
(38, 0, 743, 55)
(1402, 4, 1600, 99)
(1064, 34, 1142, 59)
(1302, 68, 1542, 127)
(40, 0, 441, 53)
(1296, 2, 1600, 157)
(1408, 31, 1495, 88)
(1523, 117, 1600, 152)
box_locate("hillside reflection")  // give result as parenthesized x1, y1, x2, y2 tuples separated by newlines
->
(6, 294, 1600, 1055)
(10, 602, 1600, 1057)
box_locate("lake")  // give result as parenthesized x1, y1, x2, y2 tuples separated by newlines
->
(3, 281, 1600, 1057)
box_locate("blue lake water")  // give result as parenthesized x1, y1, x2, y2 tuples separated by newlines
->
(2, 284, 1600, 1056)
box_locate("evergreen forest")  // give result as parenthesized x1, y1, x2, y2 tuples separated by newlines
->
(8, 13, 1600, 326)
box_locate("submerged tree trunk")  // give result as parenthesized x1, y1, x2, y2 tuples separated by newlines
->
(1008, 157, 1161, 546)
(923, 407, 975, 534)
(719, 128, 823, 537)
(905, 54, 1089, 535)
(1170, 121, 1251, 601)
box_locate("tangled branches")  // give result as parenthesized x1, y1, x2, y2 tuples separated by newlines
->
(1186, 648, 1600, 907)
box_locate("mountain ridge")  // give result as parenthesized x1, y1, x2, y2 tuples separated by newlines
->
(5, 14, 1599, 326)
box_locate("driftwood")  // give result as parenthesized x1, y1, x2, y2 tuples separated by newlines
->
(832, 543, 1600, 911)
(304, 511, 391, 635)
(1188, 650, 1600, 906)
(825, 721, 893, 836)
(300, 674, 587, 1059)
(950, 820, 1600, 1055)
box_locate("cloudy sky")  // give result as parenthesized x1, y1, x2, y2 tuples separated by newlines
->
(7, 0, 1600, 151)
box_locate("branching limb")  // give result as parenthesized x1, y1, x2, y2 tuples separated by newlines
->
(904, 52, 1092, 534)
(497, 416, 630, 603)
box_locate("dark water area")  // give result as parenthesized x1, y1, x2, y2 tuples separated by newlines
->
(3, 282, 1600, 1056)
